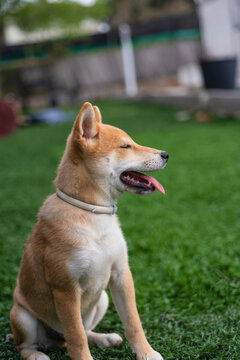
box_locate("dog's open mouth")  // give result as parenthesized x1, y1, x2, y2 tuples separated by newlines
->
(120, 171, 165, 195)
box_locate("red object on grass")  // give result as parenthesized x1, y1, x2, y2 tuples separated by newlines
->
(0, 98, 17, 137)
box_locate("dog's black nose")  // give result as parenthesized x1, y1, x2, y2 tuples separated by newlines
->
(161, 151, 169, 160)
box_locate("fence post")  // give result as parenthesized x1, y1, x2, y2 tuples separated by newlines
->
(119, 24, 138, 97)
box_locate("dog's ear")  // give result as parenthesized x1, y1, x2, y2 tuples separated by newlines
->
(73, 102, 99, 141)
(93, 105, 102, 124)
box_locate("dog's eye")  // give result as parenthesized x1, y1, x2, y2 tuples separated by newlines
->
(120, 144, 131, 149)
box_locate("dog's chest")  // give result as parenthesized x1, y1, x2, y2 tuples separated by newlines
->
(68, 215, 127, 290)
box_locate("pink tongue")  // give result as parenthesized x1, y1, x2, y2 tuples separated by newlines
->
(140, 173, 165, 194)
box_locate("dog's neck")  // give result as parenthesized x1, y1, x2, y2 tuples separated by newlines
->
(55, 156, 118, 209)
(56, 188, 117, 215)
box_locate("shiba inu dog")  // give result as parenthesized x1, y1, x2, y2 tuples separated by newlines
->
(10, 102, 168, 360)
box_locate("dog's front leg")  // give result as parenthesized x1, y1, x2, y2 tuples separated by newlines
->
(52, 286, 93, 360)
(110, 266, 163, 360)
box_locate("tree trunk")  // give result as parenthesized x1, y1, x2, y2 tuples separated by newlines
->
(0, 20, 5, 47)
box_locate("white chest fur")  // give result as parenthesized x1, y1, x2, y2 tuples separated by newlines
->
(68, 214, 127, 292)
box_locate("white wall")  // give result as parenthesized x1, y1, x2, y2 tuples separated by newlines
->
(198, 0, 236, 58)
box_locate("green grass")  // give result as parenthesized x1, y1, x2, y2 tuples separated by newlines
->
(0, 100, 240, 360)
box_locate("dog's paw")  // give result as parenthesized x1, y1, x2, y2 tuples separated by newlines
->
(5, 333, 13, 342)
(97, 333, 123, 348)
(136, 350, 164, 360)
(147, 352, 164, 360)
(27, 352, 50, 360)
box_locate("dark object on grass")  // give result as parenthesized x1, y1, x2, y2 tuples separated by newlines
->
(0, 98, 17, 137)
(29, 107, 69, 125)
(200, 57, 237, 89)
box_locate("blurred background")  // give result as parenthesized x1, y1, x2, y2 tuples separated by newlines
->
(1, 0, 240, 133)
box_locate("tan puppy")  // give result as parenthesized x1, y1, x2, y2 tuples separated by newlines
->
(10, 102, 168, 360)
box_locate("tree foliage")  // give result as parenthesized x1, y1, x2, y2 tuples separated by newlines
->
(1, 0, 109, 35)
(0, 0, 21, 19)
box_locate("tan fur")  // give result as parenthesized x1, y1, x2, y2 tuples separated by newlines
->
(10, 102, 167, 360)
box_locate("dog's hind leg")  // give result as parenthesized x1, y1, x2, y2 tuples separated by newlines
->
(10, 304, 50, 360)
(85, 291, 122, 348)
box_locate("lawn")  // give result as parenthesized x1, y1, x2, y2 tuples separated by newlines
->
(0, 100, 240, 360)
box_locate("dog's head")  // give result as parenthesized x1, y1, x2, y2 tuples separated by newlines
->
(56, 102, 168, 204)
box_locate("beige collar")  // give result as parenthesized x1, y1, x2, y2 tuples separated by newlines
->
(56, 188, 117, 215)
